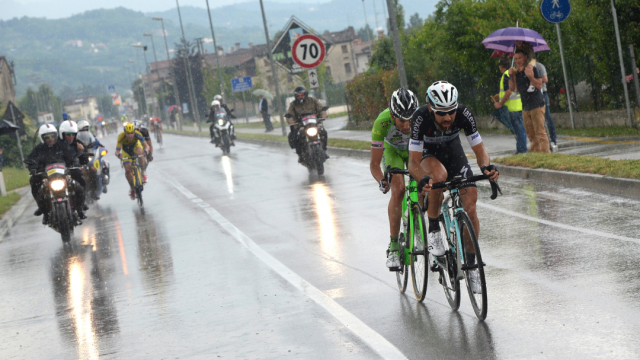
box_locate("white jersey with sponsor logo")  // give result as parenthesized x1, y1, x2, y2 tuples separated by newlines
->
(408, 104, 482, 152)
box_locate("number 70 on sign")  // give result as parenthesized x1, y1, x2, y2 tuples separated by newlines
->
(292, 34, 326, 69)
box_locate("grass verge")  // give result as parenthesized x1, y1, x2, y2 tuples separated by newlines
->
(167, 129, 370, 150)
(556, 126, 640, 138)
(0, 193, 22, 218)
(328, 111, 348, 119)
(3, 168, 30, 191)
(494, 153, 640, 179)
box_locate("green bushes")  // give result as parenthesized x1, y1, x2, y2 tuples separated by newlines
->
(345, 70, 400, 128)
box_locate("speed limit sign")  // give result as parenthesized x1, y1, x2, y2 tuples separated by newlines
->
(291, 34, 326, 69)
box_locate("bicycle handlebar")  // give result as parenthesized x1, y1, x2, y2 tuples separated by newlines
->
(432, 175, 502, 200)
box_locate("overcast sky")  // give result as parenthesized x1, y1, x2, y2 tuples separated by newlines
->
(2, 0, 330, 19)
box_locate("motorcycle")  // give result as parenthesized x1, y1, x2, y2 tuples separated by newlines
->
(286, 106, 330, 175)
(81, 142, 110, 202)
(212, 109, 232, 155)
(29, 162, 82, 243)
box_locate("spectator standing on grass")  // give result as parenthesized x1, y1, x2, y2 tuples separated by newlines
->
(509, 49, 550, 153)
(258, 95, 274, 132)
(495, 57, 527, 154)
(535, 61, 558, 152)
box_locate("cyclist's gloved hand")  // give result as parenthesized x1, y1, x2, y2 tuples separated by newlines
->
(481, 165, 499, 180)
(147, 154, 153, 162)
(379, 179, 389, 194)
(417, 176, 433, 194)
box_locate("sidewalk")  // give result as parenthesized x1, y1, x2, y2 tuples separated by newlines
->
(230, 116, 640, 160)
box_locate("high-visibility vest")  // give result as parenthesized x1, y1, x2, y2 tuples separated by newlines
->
(499, 69, 522, 112)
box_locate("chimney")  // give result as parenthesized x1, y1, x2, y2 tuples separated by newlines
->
(249, 42, 253, 48)
(228, 46, 233, 53)
(377, 29, 385, 39)
(235, 43, 241, 51)
(217, 46, 224, 56)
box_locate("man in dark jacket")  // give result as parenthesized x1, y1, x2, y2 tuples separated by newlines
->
(27, 124, 86, 224)
(286, 86, 328, 163)
(258, 95, 273, 132)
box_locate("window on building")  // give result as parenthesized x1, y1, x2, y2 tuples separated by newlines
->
(341, 45, 348, 54)
(344, 63, 352, 74)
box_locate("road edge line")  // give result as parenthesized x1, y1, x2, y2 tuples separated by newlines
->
(162, 173, 408, 360)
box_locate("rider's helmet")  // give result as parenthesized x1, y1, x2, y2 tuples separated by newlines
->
(62, 113, 70, 121)
(58, 120, 78, 140)
(426, 81, 458, 110)
(124, 122, 135, 134)
(294, 86, 308, 104)
(211, 100, 221, 108)
(389, 88, 419, 121)
(213, 95, 222, 102)
(39, 123, 58, 144)
(132, 120, 142, 130)
(77, 120, 90, 132)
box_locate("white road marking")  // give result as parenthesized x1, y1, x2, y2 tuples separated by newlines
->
(163, 174, 408, 360)
(478, 202, 640, 244)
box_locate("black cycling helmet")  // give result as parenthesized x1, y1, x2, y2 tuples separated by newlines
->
(389, 88, 419, 121)
(294, 85, 308, 104)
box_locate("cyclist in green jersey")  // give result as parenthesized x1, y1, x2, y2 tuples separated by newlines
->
(370, 88, 419, 270)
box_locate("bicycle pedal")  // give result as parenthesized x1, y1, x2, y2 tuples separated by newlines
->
(388, 267, 401, 272)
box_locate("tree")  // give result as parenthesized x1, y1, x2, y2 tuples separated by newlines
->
(97, 95, 118, 117)
(407, 13, 423, 30)
(369, 37, 396, 72)
(358, 24, 374, 42)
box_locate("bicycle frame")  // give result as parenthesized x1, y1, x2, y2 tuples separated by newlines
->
(401, 175, 426, 265)
(439, 189, 466, 280)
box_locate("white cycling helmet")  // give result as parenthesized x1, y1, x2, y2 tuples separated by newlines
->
(389, 88, 419, 120)
(211, 100, 220, 107)
(58, 120, 78, 139)
(77, 120, 90, 131)
(39, 123, 58, 143)
(213, 95, 222, 101)
(426, 81, 458, 110)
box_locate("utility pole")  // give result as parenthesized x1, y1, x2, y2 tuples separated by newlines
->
(259, 0, 287, 136)
(124, 66, 132, 85)
(131, 44, 150, 118)
(611, 0, 633, 126)
(361, 0, 372, 42)
(385, 0, 408, 88)
(153, 16, 183, 129)
(205, 0, 226, 101)
(371, 0, 380, 41)
(630, 45, 640, 113)
(176, 0, 202, 131)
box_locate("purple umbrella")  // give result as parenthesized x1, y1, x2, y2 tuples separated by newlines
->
(482, 27, 550, 53)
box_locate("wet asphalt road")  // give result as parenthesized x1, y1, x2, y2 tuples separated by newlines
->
(2, 133, 640, 359)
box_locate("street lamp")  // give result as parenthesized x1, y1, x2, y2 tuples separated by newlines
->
(152, 17, 182, 129)
(205, 0, 225, 101)
(144, 32, 166, 121)
(174, 0, 202, 132)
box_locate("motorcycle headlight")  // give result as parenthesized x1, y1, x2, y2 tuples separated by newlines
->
(217, 119, 225, 126)
(88, 156, 94, 163)
(100, 150, 107, 156)
(306, 127, 318, 137)
(50, 179, 66, 191)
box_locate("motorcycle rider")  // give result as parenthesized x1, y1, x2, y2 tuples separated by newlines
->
(28, 124, 87, 224)
(207, 100, 235, 146)
(286, 85, 328, 163)
(77, 120, 109, 199)
(59, 119, 90, 212)
(214, 94, 237, 122)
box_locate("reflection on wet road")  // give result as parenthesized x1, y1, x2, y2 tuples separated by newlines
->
(2, 133, 640, 359)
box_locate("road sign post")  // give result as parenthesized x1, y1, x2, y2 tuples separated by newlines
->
(541, 0, 575, 129)
(231, 77, 254, 124)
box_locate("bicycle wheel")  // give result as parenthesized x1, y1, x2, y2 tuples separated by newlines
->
(395, 232, 408, 293)
(458, 212, 488, 320)
(436, 220, 460, 311)
(410, 208, 428, 302)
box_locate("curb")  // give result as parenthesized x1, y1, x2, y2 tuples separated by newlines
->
(0, 187, 33, 242)
(167, 131, 638, 199)
(499, 165, 640, 199)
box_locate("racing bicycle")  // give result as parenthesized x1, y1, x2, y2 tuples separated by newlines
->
(122, 154, 145, 210)
(384, 166, 429, 301)
(430, 174, 501, 320)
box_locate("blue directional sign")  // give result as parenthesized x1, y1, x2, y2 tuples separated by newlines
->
(108, 85, 116, 94)
(231, 77, 253, 93)
(540, 0, 571, 23)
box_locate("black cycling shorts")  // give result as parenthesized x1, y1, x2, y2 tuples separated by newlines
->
(421, 137, 476, 188)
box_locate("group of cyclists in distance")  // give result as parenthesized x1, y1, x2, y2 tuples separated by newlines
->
(370, 81, 499, 294)
(26, 81, 500, 294)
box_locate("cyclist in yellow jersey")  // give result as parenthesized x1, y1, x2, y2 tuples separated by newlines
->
(115, 123, 149, 199)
